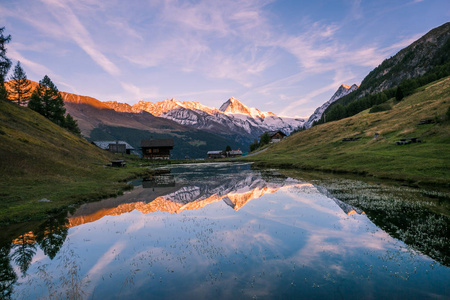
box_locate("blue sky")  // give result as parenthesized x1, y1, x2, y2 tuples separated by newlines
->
(1, 0, 449, 117)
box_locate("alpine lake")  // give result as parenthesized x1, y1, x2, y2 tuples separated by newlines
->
(2, 162, 449, 299)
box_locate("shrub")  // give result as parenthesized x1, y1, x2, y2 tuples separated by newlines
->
(369, 103, 392, 113)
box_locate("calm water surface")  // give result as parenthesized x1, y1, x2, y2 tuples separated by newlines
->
(4, 163, 450, 299)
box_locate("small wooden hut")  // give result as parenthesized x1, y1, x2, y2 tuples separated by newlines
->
(141, 139, 174, 159)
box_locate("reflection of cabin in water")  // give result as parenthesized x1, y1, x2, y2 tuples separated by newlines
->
(143, 175, 176, 188)
(92, 141, 135, 154)
(141, 139, 174, 159)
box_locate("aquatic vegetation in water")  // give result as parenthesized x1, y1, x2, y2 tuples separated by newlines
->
(316, 179, 450, 266)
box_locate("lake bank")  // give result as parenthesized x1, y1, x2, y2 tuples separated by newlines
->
(0, 157, 170, 226)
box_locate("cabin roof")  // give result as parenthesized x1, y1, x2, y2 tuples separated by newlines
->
(207, 151, 224, 155)
(229, 150, 242, 155)
(141, 139, 174, 148)
(92, 141, 135, 150)
(259, 130, 287, 138)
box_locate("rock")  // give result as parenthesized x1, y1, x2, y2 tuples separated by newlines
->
(38, 198, 51, 202)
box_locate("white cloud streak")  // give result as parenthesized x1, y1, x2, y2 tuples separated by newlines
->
(40, 0, 121, 76)
(2, 0, 437, 116)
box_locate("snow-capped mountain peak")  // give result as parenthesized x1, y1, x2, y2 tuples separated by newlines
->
(219, 97, 276, 119)
(219, 97, 252, 115)
(304, 84, 359, 128)
(103, 97, 306, 144)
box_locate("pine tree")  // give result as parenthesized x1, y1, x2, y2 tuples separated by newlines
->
(28, 75, 66, 126)
(395, 86, 404, 101)
(259, 132, 270, 146)
(9, 61, 32, 105)
(64, 113, 81, 135)
(249, 139, 259, 152)
(0, 27, 12, 101)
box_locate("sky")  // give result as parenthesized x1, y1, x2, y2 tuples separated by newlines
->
(1, 0, 449, 117)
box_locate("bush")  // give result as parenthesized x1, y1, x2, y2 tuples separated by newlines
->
(369, 103, 392, 113)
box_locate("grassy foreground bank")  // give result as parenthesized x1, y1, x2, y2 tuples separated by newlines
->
(242, 77, 450, 187)
(0, 100, 162, 225)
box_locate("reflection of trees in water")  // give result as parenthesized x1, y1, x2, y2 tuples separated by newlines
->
(11, 234, 37, 277)
(0, 243, 17, 299)
(36, 215, 69, 260)
(0, 215, 69, 298)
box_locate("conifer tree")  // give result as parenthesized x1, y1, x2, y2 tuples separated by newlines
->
(0, 27, 11, 101)
(28, 75, 81, 135)
(395, 86, 404, 101)
(259, 132, 270, 146)
(28, 75, 66, 126)
(9, 61, 32, 105)
(64, 113, 81, 135)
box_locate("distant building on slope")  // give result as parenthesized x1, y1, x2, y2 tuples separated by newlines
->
(141, 138, 174, 159)
(263, 130, 287, 143)
(227, 149, 243, 157)
(92, 140, 135, 154)
(207, 149, 243, 159)
(207, 150, 225, 159)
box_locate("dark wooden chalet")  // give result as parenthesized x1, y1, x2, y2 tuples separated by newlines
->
(264, 130, 287, 143)
(141, 139, 174, 159)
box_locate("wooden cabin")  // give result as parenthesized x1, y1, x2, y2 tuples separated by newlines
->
(207, 151, 225, 159)
(265, 130, 287, 143)
(141, 139, 174, 159)
(227, 150, 243, 157)
(92, 141, 135, 154)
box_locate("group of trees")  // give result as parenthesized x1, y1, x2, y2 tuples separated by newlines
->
(0, 27, 80, 135)
(0, 215, 69, 298)
(249, 132, 270, 152)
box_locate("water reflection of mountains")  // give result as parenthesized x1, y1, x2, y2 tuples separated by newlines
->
(2, 164, 449, 298)
(68, 166, 308, 227)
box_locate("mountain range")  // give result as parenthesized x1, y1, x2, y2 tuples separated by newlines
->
(103, 97, 305, 141)
(7, 79, 309, 157)
(59, 90, 307, 157)
(8, 22, 449, 159)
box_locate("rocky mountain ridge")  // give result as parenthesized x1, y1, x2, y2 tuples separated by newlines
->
(358, 22, 450, 96)
(304, 84, 359, 128)
(103, 97, 306, 143)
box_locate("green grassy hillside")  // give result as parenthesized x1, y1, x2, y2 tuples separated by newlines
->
(246, 77, 450, 186)
(0, 100, 153, 224)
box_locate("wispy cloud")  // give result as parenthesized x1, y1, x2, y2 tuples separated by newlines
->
(277, 69, 356, 116)
(8, 45, 78, 92)
(2, 0, 443, 116)
(40, 0, 121, 76)
(8, 46, 54, 78)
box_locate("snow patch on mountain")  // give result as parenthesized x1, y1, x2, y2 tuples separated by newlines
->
(304, 84, 359, 128)
(104, 97, 306, 143)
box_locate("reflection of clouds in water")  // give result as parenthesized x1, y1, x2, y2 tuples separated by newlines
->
(84, 240, 127, 295)
(237, 185, 393, 271)
(12, 163, 450, 299)
(124, 217, 147, 234)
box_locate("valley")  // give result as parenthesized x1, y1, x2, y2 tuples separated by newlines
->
(2, 4, 450, 300)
